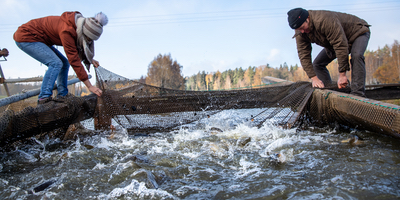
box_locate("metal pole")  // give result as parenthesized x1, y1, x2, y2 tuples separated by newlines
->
(0, 62, 11, 97)
(0, 75, 91, 107)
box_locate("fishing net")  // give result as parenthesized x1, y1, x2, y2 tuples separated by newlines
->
(0, 66, 314, 146)
(94, 66, 314, 133)
(307, 89, 400, 138)
(1, 66, 400, 147)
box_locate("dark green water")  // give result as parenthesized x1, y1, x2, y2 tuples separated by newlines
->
(0, 109, 399, 199)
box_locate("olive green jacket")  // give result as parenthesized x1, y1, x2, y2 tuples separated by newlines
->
(293, 10, 370, 78)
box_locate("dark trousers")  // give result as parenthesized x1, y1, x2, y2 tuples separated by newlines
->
(313, 32, 370, 97)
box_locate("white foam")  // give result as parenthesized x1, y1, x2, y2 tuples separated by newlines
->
(92, 163, 107, 170)
(96, 137, 117, 150)
(107, 179, 175, 199)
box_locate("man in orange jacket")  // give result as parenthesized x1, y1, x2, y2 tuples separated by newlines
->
(14, 11, 108, 104)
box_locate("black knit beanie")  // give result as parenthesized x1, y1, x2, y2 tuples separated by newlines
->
(287, 8, 309, 29)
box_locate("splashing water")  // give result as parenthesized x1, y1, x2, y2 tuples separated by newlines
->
(0, 108, 399, 199)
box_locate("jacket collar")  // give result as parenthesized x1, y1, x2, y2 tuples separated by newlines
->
(292, 31, 301, 38)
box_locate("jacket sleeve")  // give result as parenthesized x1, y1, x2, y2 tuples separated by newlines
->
(60, 30, 89, 82)
(296, 34, 316, 78)
(321, 17, 350, 73)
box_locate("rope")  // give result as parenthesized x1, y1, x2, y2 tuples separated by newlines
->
(338, 95, 400, 110)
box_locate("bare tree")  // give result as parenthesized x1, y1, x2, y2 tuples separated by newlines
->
(146, 54, 185, 90)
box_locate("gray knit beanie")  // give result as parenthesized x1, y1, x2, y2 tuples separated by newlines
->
(83, 12, 108, 41)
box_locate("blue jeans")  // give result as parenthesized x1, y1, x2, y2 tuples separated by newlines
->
(16, 42, 70, 99)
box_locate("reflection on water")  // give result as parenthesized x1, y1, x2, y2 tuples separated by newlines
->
(0, 109, 399, 199)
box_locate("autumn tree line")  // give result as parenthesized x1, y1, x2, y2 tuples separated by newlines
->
(141, 54, 306, 91)
(0, 40, 399, 96)
(143, 40, 400, 91)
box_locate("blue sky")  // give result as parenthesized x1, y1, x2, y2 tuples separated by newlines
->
(0, 0, 399, 80)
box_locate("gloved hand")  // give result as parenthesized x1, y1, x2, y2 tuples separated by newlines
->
(0, 48, 9, 58)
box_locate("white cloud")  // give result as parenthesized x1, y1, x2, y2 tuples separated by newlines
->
(266, 49, 280, 62)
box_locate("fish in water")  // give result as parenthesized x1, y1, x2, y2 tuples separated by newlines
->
(63, 122, 89, 140)
(121, 154, 150, 168)
(130, 169, 165, 189)
(53, 152, 68, 166)
(210, 127, 223, 132)
(108, 125, 117, 139)
(147, 170, 159, 189)
(84, 144, 94, 150)
(267, 152, 286, 164)
(341, 135, 364, 145)
(238, 137, 251, 147)
(28, 179, 57, 194)
(210, 127, 223, 135)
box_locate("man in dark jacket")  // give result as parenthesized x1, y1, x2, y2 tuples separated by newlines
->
(287, 8, 370, 97)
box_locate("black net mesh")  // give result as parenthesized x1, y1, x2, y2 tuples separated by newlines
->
(307, 89, 400, 138)
(0, 93, 97, 147)
(94, 66, 314, 132)
(1, 66, 400, 147)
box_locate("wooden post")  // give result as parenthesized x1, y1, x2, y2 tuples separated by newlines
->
(94, 95, 112, 130)
(94, 70, 111, 130)
(70, 83, 76, 96)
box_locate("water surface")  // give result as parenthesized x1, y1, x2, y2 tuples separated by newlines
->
(0, 109, 399, 199)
